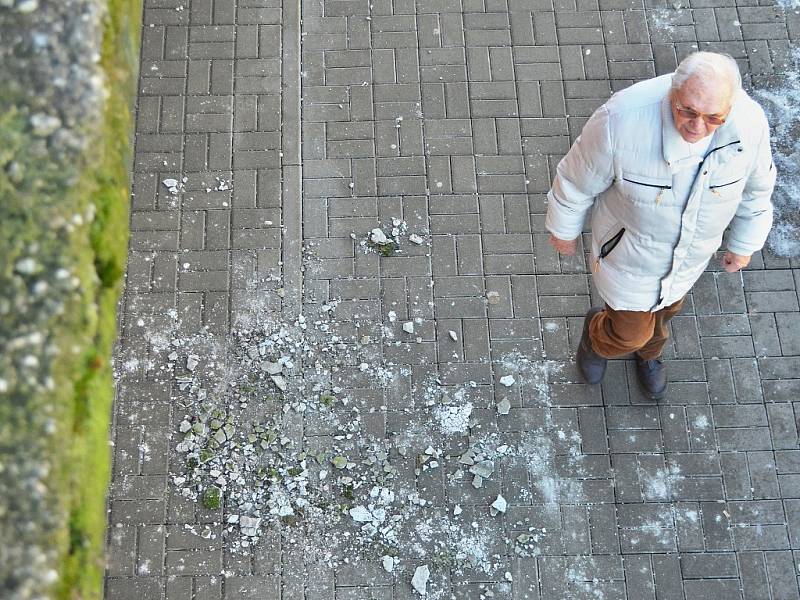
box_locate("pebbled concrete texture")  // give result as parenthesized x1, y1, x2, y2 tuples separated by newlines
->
(108, 0, 800, 598)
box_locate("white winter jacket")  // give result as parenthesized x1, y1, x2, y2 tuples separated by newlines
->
(545, 74, 776, 312)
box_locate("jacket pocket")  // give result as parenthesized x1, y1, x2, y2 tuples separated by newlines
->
(621, 175, 672, 206)
(594, 226, 626, 272)
(708, 177, 744, 200)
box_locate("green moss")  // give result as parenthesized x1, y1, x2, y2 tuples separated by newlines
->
(0, 1, 141, 598)
(202, 487, 222, 511)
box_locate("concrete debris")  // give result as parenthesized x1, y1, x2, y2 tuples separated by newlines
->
(469, 460, 494, 478)
(383, 555, 395, 573)
(271, 375, 288, 391)
(490, 494, 507, 515)
(412, 565, 430, 596)
(239, 516, 261, 536)
(370, 228, 389, 245)
(499, 375, 515, 387)
(349, 506, 372, 522)
(496, 398, 511, 415)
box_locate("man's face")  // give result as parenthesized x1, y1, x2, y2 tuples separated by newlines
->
(670, 76, 732, 143)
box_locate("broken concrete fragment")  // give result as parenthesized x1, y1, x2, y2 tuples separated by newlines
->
(331, 455, 348, 469)
(471, 474, 483, 489)
(469, 460, 494, 478)
(349, 505, 372, 522)
(402, 321, 415, 334)
(486, 290, 501, 304)
(448, 330, 458, 341)
(409, 233, 424, 245)
(490, 494, 507, 515)
(239, 516, 261, 536)
(499, 375, 515, 387)
(497, 398, 511, 415)
(370, 228, 389, 245)
(271, 375, 288, 391)
(382, 555, 395, 573)
(459, 450, 475, 465)
(262, 361, 283, 375)
(412, 565, 430, 596)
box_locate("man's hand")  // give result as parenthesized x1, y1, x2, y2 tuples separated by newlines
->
(548, 234, 579, 256)
(722, 250, 751, 273)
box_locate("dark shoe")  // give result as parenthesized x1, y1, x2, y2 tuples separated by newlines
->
(576, 308, 607, 385)
(635, 356, 668, 400)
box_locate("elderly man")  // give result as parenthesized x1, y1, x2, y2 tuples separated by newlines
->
(546, 51, 775, 400)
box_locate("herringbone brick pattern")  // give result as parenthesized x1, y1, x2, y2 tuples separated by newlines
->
(108, 0, 800, 597)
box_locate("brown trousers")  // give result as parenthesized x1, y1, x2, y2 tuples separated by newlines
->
(588, 297, 685, 360)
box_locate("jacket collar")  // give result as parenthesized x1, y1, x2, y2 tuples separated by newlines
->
(661, 93, 743, 173)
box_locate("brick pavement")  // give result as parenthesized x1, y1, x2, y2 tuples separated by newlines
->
(108, 0, 800, 597)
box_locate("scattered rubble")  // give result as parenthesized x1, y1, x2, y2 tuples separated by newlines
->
(412, 564, 430, 595)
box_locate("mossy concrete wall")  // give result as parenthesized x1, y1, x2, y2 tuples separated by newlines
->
(0, 0, 141, 598)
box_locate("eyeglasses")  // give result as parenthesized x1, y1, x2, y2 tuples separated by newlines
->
(673, 99, 728, 126)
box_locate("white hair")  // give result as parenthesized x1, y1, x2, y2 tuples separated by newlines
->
(672, 51, 742, 95)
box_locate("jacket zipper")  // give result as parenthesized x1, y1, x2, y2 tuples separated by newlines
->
(709, 178, 743, 196)
(651, 139, 742, 310)
(622, 177, 672, 205)
(594, 227, 626, 272)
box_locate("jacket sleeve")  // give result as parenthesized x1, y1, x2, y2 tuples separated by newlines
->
(726, 118, 776, 256)
(545, 105, 615, 241)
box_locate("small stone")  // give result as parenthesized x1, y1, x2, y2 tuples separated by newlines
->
(187, 355, 199, 371)
(370, 228, 389, 245)
(499, 375, 515, 387)
(496, 398, 511, 415)
(453, 505, 462, 516)
(409, 233, 424, 245)
(388, 311, 397, 322)
(332, 455, 348, 469)
(29, 112, 60, 136)
(402, 321, 415, 334)
(504, 571, 513, 582)
(271, 375, 288, 391)
(469, 461, 494, 479)
(412, 565, 430, 596)
(471, 475, 483, 489)
(239, 516, 261, 536)
(490, 494, 507, 515)
(262, 361, 283, 375)
(162, 178, 179, 189)
(382, 555, 395, 573)
(448, 330, 458, 341)
(350, 506, 372, 522)
(14, 258, 37, 275)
